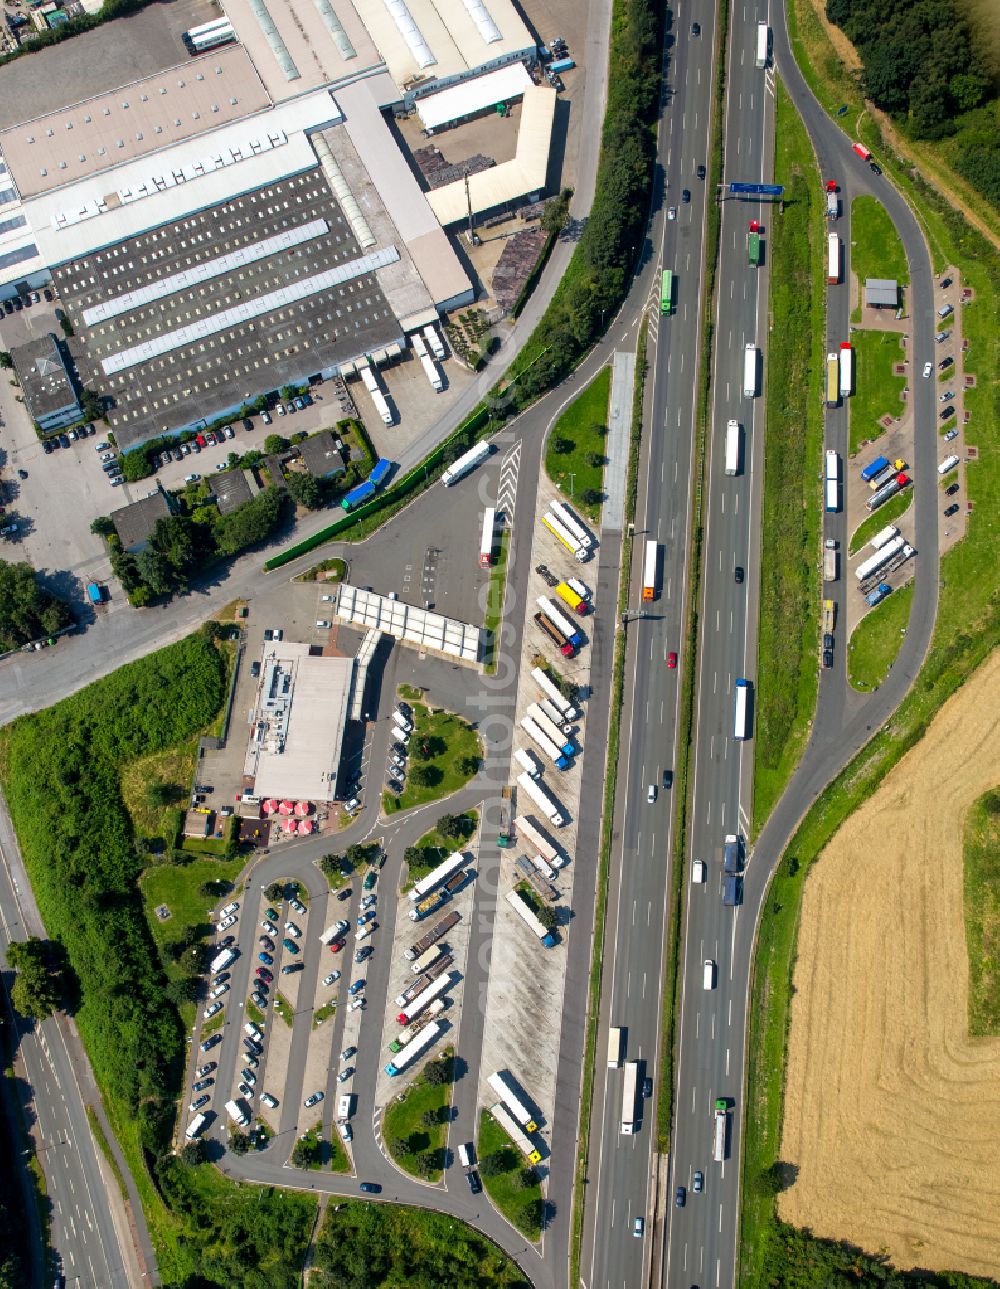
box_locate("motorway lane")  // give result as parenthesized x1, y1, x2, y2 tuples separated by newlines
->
(580, 7, 719, 1288)
(665, 2, 777, 1285)
(0, 802, 134, 1289)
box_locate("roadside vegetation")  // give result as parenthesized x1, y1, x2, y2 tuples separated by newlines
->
(740, 1, 1000, 1280)
(477, 1112, 545, 1241)
(849, 195, 910, 315)
(752, 80, 825, 833)
(963, 787, 1000, 1037)
(0, 559, 73, 652)
(382, 1052, 454, 1182)
(0, 630, 320, 1286)
(849, 328, 907, 455)
(847, 582, 913, 690)
(543, 367, 611, 521)
(848, 487, 912, 554)
(311, 1197, 528, 1287)
(382, 699, 481, 814)
(402, 811, 478, 892)
(483, 526, 510, 675)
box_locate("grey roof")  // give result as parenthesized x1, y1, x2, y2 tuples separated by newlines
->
(298, 430, 345, 478)
(10, 333, 79, 422)
(864, 278, 898, 306)
(111, 485, 172, 551)
(209, 469, 253, 515)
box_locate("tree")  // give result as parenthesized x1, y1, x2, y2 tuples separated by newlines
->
(517, 1167, 537, 1190)
(8, 938, 62, 1019)
(457, 756, 480, 778)
(320, 853, 343, 879)
(165, 976, 201, 1006)
(90, 515, 115, 537)
(435, 813, 466, 840)
(388, 1137, 409, 1159)
(411, 741, 433, 762)
(151, 515, 195, 574)
(413, 1151, 436, 1179)
(345, 844, 369, 870)
(79, 389, 103, 421)
(0, 351, 12, 370)
(229, 1131, 251, 1156)
(181, 1139, 208, 1165)
(291, 1136, 319, 1169)
(144, 781, 174, 809)
(422, 1056, 452, 1087)
(134, 547, 175, 597)
(552, 436, 573, 454)
(408, 764, 434, 788)
(579, 487, 602, 507)
(0, 559, 73, 653)
(586, 451, 605, 469)
(214, 487, 285, 556)
(479, 1152, 507, 1178)
(285, 472, 322, 510)
(265, 881, 286, 903)
(420, 1108, 439, 1129)
(263, 433, 289, 456)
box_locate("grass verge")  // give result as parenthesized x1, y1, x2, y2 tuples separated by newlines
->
(401, 811, 478, 892)
(751, 78, 824, 835)
(477, 1111, 544, 1241)
(850, 194, 910, 311)
(484, 526, 511, 675)
(312, 998, 336, 1029)
(848, 487, 913, 554)
(849, 329, 907, 455)
(86, 1105, 128, 1202)
(847, 581, 913, 691)
(739, 6, 1000, 1282)
(382, 1051, 453, 1182)
(244, 1000, 265, 1027)
(963, 787, 1000, 1038)
(273, 993, 293, 1026)
(382, 701, 481, 814)
(542, 366, 611, 521)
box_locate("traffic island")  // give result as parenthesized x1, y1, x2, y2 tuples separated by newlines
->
(382, 1050, 455, 1183)
(476, 1110, 544, 1241)
(381, 698, 482, 815)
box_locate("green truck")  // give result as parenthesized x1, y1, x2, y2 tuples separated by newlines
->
(747, 220, 762, 267)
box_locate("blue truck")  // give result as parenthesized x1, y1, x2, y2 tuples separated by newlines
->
(860, 454, 890, 483)
(865, 582, 892, 607)
(548, 56, 576, 73)
(86, 582, 104, 606)
(369, 458, 393, 488)
(340, 458, 395, 511)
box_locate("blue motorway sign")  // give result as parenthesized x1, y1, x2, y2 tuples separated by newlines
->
(728, 182, 784, 195)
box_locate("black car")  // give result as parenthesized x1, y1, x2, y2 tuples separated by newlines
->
(642, 1077, 653, 1099)
(940, 405, 955, 420)
(940, 277, 952, 289)
(466, 1170, 483, 1195)
(734, 565, 744, 584)
(59, 434, 70, 448)
(939, 356, 954, 370)
(43, 439, 54, 454)
(823, 633, 834, 652)
(869, 161, 882, 175)
(251, 660, 261, 678)
(675, 1186, 686, 1208)
(337, 886, 352, 901)
(822, 650, 834, 669)
(946, 482, 960, 495)
(691, 20, 700, 34)
(220, 934, 236, 948)
(681, 189, 691, 203)
(696, 164, 706, 180)
(944, 503, 959, 517)
(359, 1182, 381, 1195)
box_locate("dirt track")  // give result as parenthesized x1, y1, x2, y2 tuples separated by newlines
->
(778, 648, 1000, 1277)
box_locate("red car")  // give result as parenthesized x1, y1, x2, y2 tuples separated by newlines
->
(195, 433, 206, 447)
(667, 651, 678, 669)
(748, 219, 760, 233)
(328, 939, 345, 954)
(256, 967, 273, 982)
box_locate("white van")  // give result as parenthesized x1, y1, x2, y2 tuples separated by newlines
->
(338, 1093, 353, 1119)
(244, 1022, 263, 1042)
(703, 959, 716, 990)
(186, 1112, 208, 1140)
(692, 859, 706, 884)
(458, 1141, 476, 1169)
(938, 455, 959, 475)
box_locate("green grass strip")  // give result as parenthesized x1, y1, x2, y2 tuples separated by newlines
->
(483, 527, 511, 676)
(543, 367, 611, 522)
(848, 486, 912, 554)
(846, 581, 913, 691)
(477, 1111, 544, 1241)
(964, 787, 1000, 1038)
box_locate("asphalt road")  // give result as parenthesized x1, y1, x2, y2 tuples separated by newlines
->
(578, 8, 719, 1289)
(664, 5, 941, 1288)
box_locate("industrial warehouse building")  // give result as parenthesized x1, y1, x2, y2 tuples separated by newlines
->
(0, 0, 554, 448)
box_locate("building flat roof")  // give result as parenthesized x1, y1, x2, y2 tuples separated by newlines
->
(244, 644, 355, 802)
(335, 583, 482, 663)
(9, 333, 78, 423)
(0, 46, 272, 200)
(416, 62, 531, 131)
(426, 83, 555, 225)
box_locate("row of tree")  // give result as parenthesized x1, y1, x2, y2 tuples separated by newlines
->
(0, 560, 73, 653)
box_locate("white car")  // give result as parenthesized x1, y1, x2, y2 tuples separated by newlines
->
(209, 982, 230, 1000)
(323, 972, 341, 986)
(692, 858, 706, 883)
(647, 784, 657, 804)
(219, 914, 237, 931)
(260, 1092, 278, 1109)
(203, 1001, 223, 1020)
(275, 403, 285, 416)
(184, 472, 201, 483)
(224, 425, 235, 439)
(290, 899, 306, 915)
(262, 409, 273, 424)
(316, 620, 332, 629)
(284, 922, 302, 938)
(337, 1120, 353, 1142)
(221, 902, 239, 916)
(922, 361, 933, 378)
(348, 997, 365, 1012)
(100, 452, 114, 463)
(304, 1091, 324, 1108)
(667, 206, 677, 221)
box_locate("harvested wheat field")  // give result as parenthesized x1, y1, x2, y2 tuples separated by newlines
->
(779, 647, 1000, 1278)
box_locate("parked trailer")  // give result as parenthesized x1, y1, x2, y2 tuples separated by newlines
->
(852, 142, 872, 161)
(505, 889, 557, 947)
(420, 352, 443, 391)
(642, 540, 659, 601)
(535, 611, 574, 657)
(608, 1026, 624, 1068)
(867, 465, 896, 491)
(341, 480, 376, 511)
(866, 474, 909, 512)
(733, 678, 751, 740)
(823, 548, 838, 582)
(548, 55, 576, 73)
(489, 1102, 542, 1163)
(531, 667, 578, 720)
(566, 577, 591, 604)
(408, 890, 447, 923)
(186, 1112, 208, 1139)
(389, 1002, 446, 1052)
(855, 536, 906, 582)
(403, 910, 460, 961)
(536, 597, 583, 647)
(423, 323, 446, 360)
(371, 387, 393, 425)
(410, 944, 445, 976)
(537, 697, 572, 734)
(827, 233, 840, 284)
(724, 420, 741, 476)
(520, 716, 572, 769)
(515, 747, 543, 778)
(747, 224, 762, 268)
(369, 458, 393, 488)
(442, 441, 491, 487)
(516, 771, 566, 826)
(549, 501, 593, 550)
(409, 852, 466, 902)
(487, 1071, 538, 1131)
(513, 815, 564, 868)
(743, 344, 758, 397)
(869, 524, 899, 551)
(526, 703, 574, 752)
(397, 972, 452, 1024)
(713, 1099, 728, 1162)
(479, 507, 496, 567)
(822, 598, 835, 633)
(825, 451, 840, 511)
(826, 353, 840, 408)
(839, 342, 853, 395)
(865, 582, 892, 607)
(86, 581, 104, 605)
(541, 511, 588, 561)
(860, 454, 890, 483)
(384, 1019, 443, 1076)
(620, 1059, 640, 1135)
(825, 186, 839, 220)
(755, 21, 769, 67)
(555, 581, 588, 615)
